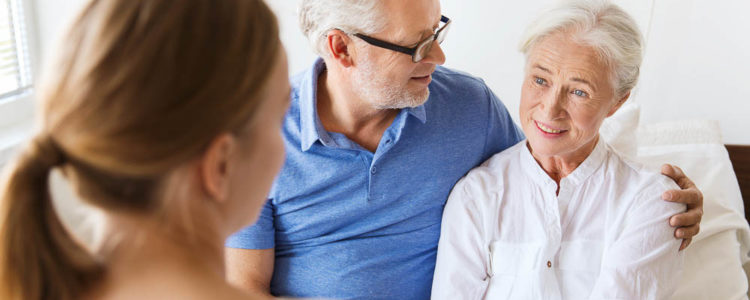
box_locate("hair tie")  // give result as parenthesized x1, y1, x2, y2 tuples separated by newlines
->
(30, 134, 66, 167)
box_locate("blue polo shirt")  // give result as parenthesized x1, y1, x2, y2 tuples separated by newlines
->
(226, 58, 524, 299)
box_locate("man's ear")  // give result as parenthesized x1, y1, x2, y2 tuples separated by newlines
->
(325, 29, 355, 68)
(607, 91, 631, 117)
(198, 133, 237, 203)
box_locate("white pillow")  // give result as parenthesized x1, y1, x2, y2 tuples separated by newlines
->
(600, 102, 640, 158)
(636, 121, 750, 300)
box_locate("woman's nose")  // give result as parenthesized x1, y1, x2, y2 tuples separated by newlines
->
(541, 89, 566, 120)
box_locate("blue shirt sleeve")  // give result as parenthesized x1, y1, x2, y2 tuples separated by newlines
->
(482, 84, 525, 160)
(225, 198, 276, 249)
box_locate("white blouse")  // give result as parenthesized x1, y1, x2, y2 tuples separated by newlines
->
(431, 139, 684, 300)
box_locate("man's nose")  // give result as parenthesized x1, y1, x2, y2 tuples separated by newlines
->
(421, 41, 446, 65)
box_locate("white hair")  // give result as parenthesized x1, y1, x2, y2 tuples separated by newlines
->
(298, 0, 387, 58)
(519, 0, 644, 97)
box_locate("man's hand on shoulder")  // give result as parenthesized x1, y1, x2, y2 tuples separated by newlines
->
(661, 164, 704, 251)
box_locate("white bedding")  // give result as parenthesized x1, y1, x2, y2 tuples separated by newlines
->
(602, 104, 750, 300)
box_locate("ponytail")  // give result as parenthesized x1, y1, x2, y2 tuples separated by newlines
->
(0, 135, 103, 300)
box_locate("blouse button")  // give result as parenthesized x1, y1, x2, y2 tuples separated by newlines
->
(547, 261, 552, 268)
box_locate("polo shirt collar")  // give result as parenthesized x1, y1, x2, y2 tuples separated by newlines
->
(299, 59, 328, 151)
(299, 58, 428, 152)
(406, 104, 427, 124)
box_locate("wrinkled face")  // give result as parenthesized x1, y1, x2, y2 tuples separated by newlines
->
(230, 48, 290, 228)
(520, 32, 623, 161)
(351, 0, 446, 109)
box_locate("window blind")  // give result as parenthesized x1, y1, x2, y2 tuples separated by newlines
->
(0, 0, 31, 101)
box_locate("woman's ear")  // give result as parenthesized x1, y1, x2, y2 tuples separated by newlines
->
(198, 133, 237, 203)
(607, 91, 631, 117)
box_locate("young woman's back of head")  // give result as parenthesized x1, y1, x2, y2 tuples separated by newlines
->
(0, 0, 288, 299)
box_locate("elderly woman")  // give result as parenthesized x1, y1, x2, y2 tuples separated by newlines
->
(431, 1, 684, 299)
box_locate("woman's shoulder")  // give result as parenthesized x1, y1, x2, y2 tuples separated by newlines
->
(605, 144, 679, 190)
(87, 266, 261, 300)
(602, 143, 682, 210)
(485, 140, 527, 165)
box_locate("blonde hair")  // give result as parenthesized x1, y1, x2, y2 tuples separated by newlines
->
(519, 0, 644, 97)
(0, 0, 280, 299)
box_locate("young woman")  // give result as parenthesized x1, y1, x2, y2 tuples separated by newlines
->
(0, 0, 290, 299)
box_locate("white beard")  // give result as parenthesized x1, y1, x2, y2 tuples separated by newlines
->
(351, 59, 430, 109)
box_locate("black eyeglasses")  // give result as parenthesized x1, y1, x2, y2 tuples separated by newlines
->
(353, 15, 451, 63)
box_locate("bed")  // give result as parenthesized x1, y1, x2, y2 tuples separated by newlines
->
(600, 104, 750, 300)
(727, 145, 750, 224)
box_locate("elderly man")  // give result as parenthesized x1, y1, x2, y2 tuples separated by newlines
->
(225, 0, 703, 299)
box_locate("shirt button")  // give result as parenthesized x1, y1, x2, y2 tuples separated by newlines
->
(385, 139, 392, 144)
(547, 261, 552, 268)
(371, 167, 377, 174)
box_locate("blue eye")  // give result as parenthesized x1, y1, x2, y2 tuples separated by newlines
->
(534, 77, 546, 85)
(573, 89, 588, 97)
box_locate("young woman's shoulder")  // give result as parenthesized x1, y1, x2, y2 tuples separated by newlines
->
(85, 268, 264, 300)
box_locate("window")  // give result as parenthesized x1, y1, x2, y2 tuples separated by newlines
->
(0, 0, 34, 166)
(0, 0, 32, 101)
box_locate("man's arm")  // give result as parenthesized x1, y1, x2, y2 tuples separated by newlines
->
(225, 248, 275, 296)
(661, 164, 704, 250)
(483, 84, 525, 159)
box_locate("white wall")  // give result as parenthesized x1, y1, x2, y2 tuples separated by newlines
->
(30, 0, 84, 75)
(636, 0, 750, 144)
(438, 0, 750, 145)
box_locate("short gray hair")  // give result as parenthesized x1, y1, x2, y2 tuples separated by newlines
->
(299, 0, 387, 57)
(519, 0, 644, 97)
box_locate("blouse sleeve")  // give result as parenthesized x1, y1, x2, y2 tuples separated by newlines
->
(588, 178, 685, 299)
(431, 176, 492, 300)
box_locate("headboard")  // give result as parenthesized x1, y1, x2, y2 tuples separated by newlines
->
(726, 145, 750, 223)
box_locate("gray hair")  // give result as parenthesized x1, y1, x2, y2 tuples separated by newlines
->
(299, 0, 387, 57)
(519, 0, 644, 97)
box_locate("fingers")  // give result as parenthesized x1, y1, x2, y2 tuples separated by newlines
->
(662, 188, 703, 208)
(661, 164, 684, 180)
(661, 164, 697, 191)
(674, 224, 700, 239)
(661, 164, 704, 207)
(661, 163, 703, 253)
(679, 238, 692, 251)
(670, 209, 703, 227)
